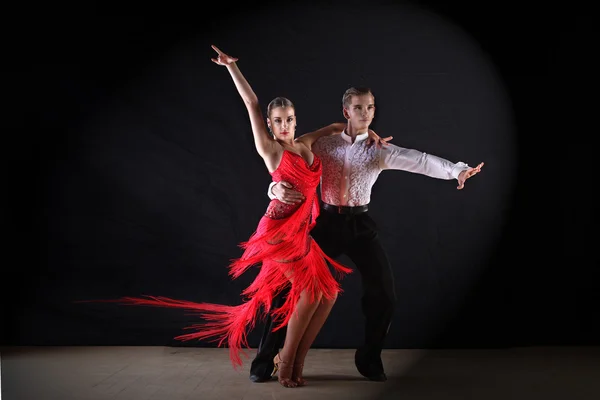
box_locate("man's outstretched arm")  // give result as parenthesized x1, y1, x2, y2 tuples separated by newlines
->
(380, 144, 484, 190)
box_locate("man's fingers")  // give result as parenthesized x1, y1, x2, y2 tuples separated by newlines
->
(282, 193, 304, 201)
(282, 189, 302, 197)
(279, 194, 301, 204)
(282, 198, 303, 204)
(282, 196, 303, 201)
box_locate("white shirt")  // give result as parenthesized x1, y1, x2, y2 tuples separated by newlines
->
(269, 131, 469, 206)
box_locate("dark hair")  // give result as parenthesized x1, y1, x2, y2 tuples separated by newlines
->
(267, 97, 295, 117)
(342, 87, 374, 108)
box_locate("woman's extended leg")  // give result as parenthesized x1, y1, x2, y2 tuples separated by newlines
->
(273, 289, 322, 387)
(291, 292, 338, 385)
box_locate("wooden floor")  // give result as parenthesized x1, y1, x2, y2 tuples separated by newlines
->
(2, 346, 599, 400)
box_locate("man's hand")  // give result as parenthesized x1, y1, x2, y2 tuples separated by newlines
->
(366, 129, 393, 148)
(272, 181, 305, 204)
(457, 162, 484, 190)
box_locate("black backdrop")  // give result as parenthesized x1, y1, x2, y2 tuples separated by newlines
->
(5, 1, 596, 351)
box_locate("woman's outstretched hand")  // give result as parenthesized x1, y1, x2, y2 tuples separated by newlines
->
(366, 129, 393, 148)
(211, 45, 238, 66)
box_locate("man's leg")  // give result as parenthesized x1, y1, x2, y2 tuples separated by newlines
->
(347, 213, 396, 381)
(249, 288, 288, 382)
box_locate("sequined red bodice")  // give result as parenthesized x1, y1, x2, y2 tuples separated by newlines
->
(264, 150, 322, 221)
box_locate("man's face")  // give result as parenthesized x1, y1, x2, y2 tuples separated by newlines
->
(343, 94, 375, 131)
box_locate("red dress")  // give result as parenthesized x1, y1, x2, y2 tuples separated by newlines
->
(116, 150, 352, 368)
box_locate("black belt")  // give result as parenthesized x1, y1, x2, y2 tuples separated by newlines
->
(322, 202, 369, 215)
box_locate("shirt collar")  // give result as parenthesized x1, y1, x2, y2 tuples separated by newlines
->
(341, 130, 369, 144)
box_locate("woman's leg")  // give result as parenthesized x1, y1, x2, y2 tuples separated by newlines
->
(292, 292, 338, 385)
(274, 289, 322, 387)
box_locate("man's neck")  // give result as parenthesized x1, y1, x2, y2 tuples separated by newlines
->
(345, 124, 368, 142)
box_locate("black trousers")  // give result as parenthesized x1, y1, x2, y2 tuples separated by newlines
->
(249, 206, 396, 377)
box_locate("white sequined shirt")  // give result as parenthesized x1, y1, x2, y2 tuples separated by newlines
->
(269, 131, 470, 207)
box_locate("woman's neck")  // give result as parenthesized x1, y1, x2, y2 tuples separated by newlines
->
(278, 138, 295, 147)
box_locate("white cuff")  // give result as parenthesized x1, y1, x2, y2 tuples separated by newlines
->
(451, 162, 469, 179)
(268, 181, 278, 200)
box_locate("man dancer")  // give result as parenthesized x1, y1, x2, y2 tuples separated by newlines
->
(249, 87, 484, 382)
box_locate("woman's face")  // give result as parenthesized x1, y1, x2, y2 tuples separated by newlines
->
(268, 106, 296, 141)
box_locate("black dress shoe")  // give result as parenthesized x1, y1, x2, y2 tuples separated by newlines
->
(355, 348, 387, 382)
(363, 371, 387, 382)
(356, 362, 388, 382)
(249, 372, 273, 383)
(249, 361, 275, 383)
